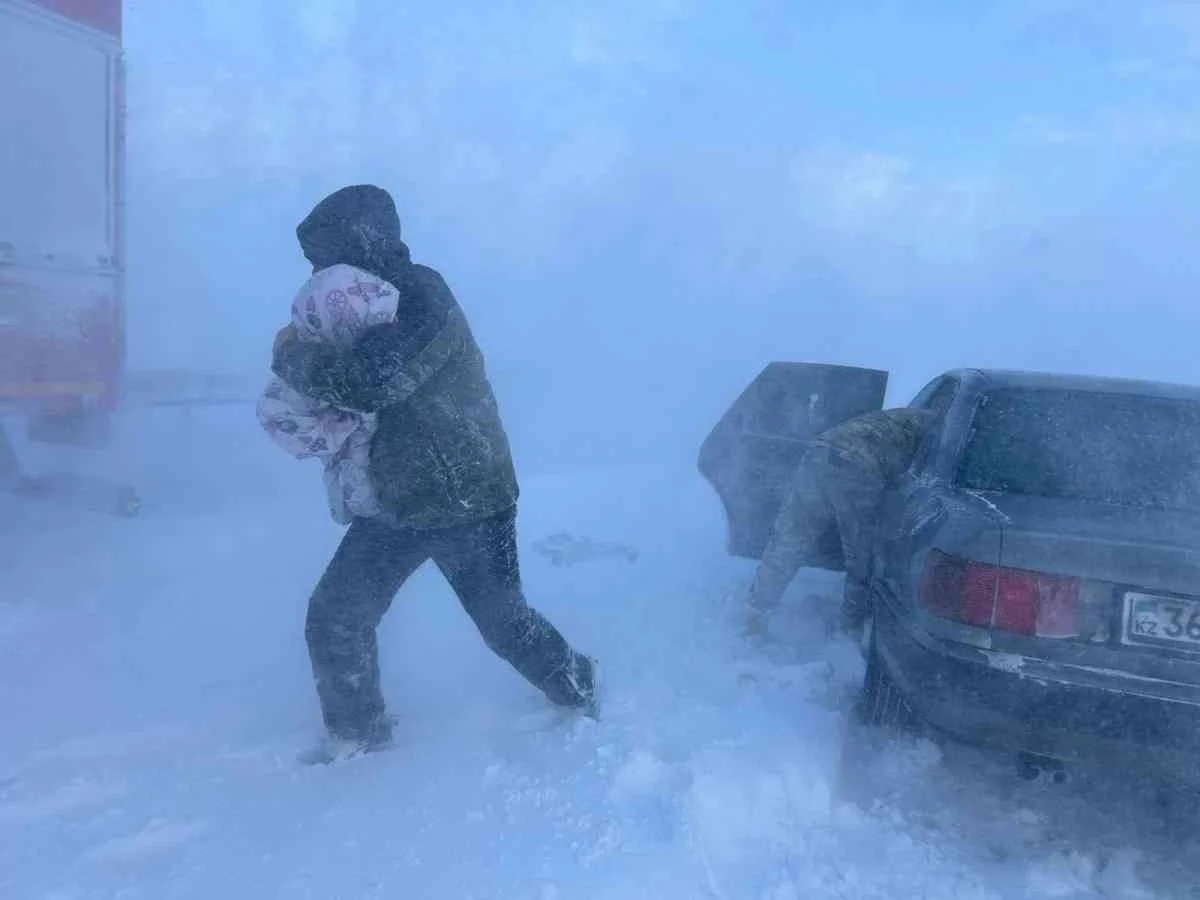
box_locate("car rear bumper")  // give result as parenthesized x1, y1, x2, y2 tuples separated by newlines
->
(875, 602, 1200, 780)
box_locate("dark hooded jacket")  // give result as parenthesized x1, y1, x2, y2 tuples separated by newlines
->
(272, 185, 518, 530)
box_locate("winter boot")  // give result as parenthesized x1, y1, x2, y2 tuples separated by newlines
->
(543, 652, 600, 718)
(298, 714, 394, 765)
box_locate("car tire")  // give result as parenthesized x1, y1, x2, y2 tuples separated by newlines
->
(857, 625, 919, 733)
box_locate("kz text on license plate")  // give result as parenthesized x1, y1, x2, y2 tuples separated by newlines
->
(1124, 592, 1200, 650)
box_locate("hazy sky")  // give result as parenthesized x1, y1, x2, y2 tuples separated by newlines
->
(123, 0, 1200, 467)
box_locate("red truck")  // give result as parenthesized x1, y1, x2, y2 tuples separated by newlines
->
(0, 0, 130, 511)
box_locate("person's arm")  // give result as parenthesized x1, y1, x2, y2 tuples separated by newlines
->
(273, 305, 464, 413)
(273, 324, 297, 356)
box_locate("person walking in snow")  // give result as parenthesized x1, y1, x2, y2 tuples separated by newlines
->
(270, 185, 597, 756)
(744, 407, 936, 639)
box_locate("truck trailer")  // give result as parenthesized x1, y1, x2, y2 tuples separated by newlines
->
(0, 0, 130, 512)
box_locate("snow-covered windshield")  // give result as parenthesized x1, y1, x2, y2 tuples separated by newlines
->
(958, 388, 1200, 510)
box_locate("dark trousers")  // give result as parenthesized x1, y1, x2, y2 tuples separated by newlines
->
(305, 509, 586, 741)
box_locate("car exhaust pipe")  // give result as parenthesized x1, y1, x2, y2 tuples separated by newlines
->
(1016, 752, 1071, 785)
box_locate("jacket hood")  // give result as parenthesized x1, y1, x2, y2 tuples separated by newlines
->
(297, 185, 412, 276)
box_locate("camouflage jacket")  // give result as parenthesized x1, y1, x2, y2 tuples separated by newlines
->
(812, 408, 935, 485)
(273, 264, 519, 530)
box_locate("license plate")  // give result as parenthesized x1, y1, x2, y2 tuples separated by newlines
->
(1123, 592, 1200, 650)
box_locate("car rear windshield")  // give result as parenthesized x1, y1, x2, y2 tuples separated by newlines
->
(957, 388, 1200, 510)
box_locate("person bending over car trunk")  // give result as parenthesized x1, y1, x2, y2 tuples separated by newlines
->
(745, 408, 935, 638)
(272, 185, 597, 755)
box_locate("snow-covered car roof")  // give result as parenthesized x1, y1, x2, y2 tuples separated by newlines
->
(950, 368, 1200, 402)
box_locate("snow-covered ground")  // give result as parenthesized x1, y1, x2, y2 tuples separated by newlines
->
(1, 408, 1196, 899)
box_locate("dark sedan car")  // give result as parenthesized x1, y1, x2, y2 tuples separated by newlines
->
(701, 365, 1200, 780)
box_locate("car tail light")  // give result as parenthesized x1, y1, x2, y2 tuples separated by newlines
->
(921, 550, 1080, 637)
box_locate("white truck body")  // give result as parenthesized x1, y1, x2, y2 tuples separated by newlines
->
(0, 0, 123, 425)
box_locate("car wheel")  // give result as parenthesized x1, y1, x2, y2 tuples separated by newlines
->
(857, 627, 919, 733)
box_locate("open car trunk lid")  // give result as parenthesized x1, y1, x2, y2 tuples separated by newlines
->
(699, 362, 887, 562)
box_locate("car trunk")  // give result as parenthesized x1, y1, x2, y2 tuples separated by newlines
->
(968, 492, 1200, 675)
(988, 493, 1200, 596)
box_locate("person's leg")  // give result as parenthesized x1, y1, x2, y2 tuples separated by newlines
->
(824, 460, 886, 633)
(432, 509, 595, 709)
(305, 516, 429, 742)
